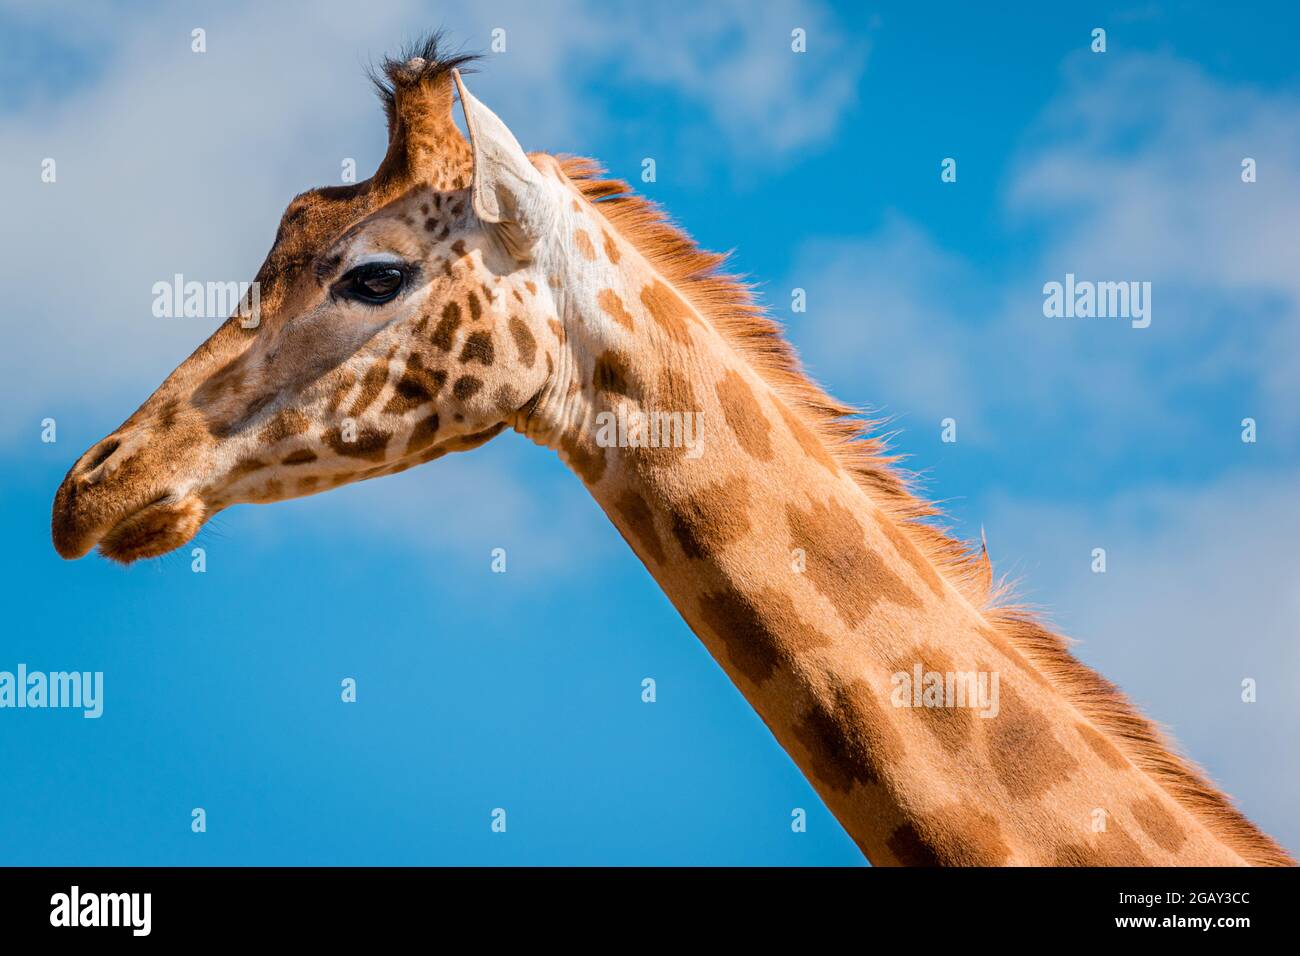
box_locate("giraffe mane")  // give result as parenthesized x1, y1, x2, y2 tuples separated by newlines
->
(556, 154, 1294, 867)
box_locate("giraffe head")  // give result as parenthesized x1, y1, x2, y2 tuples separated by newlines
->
(52, 43, 569, 563)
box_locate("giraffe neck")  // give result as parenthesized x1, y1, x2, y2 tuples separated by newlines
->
(516, 188, 1248, 866)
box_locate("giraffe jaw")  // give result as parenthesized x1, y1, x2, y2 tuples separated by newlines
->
(93, 494, 207, 564)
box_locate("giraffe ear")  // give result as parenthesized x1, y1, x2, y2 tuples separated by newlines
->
(453, 69, 547, 258)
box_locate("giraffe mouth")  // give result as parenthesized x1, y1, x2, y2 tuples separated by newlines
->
(96, 493, 208, 564)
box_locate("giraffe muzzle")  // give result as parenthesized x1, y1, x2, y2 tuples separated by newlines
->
(94, 493, 207, 564)
(52, 478, 206, 562)
(51, 430, 209, 562)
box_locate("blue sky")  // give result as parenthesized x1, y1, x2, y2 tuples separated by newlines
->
(1, 0, 1297, 864)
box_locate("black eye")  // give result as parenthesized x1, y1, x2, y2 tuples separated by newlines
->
(336, 263, 408, 305)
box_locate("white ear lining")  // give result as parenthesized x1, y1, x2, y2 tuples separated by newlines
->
(452, 69, 545, 235)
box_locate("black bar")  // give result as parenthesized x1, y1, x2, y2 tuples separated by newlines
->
(0, 866, 1293, 940)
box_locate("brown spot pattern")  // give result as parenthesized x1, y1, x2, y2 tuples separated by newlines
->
(382, 353, 447, 416)
(670, 477, 751, 559)
(325, 370, 356, 415)
(573, 229, 596, 261)
(786, 498, 920, 627)
(509, 317, 537, 368)
(696, 584, 832, 685)
(597, 288, 636, 331)
(601, 230, 620, 264)
(432, 301, 462, 352)
(793, 676, 903, 793)
(624, 365, 700, 472)
(323, 425, 391, 462)
(1130, 796, 1188, 854)
(776, 402, 838, 474)
(654, 364, 699, 412)
(346, 360, 389, 418)
(613, 490, 666, 566)
(977, 625, 1053, 689)
(459, 330, 494, 366)
(592, 351, 640, 399)
(493, 384, 519, 414)
(1053, 825, 1152, 866)
(715, 369, 773, 461)
(875, 516, 945, 599)
(985, 684, 1078, 800)
(259, 409, 310, 445)
(559, 431, 606, 485)
(640, 281, 696, 344)
(156, 399, 179, 430)
(452, 375, 482, 402)
(1076, 722, 1128, 770)
(901, 644, 974, 755)
(229, 457, 269, 481)
(886, 806, 1013, 867)
(405, 413, 441, 455)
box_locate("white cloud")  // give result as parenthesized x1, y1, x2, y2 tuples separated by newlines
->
(587, 0, 868, 153)
(791, 53, 1300, 450)
(1010, 55, 1300, 292)
(787, 216, 988, 432)
(1009, 54, 1300, 426)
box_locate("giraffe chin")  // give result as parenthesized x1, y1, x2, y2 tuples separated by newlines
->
(97, 495, 207, 565)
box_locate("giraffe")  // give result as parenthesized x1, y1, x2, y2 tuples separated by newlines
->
(50, 39, 1292, 866)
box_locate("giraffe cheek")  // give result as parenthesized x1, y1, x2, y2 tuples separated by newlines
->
(318, 422, 394, 463)
(449, 373, 484, 406)
(439, 373, 494, 429)
(403, 412, 442, 457)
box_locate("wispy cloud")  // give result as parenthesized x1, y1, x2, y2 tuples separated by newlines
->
(787, 216, 988, 430)
(578, 0, 868, 153)
(790, 53, 1300, 455)
(1010, 53, 1300, 428)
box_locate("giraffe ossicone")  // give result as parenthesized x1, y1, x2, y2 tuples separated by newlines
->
(50, 36, 1292, 867)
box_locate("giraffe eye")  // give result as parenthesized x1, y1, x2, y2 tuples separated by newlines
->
(336, 263, 408, 305)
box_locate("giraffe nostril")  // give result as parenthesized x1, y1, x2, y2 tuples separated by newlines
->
(81, 438, 120, 475)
